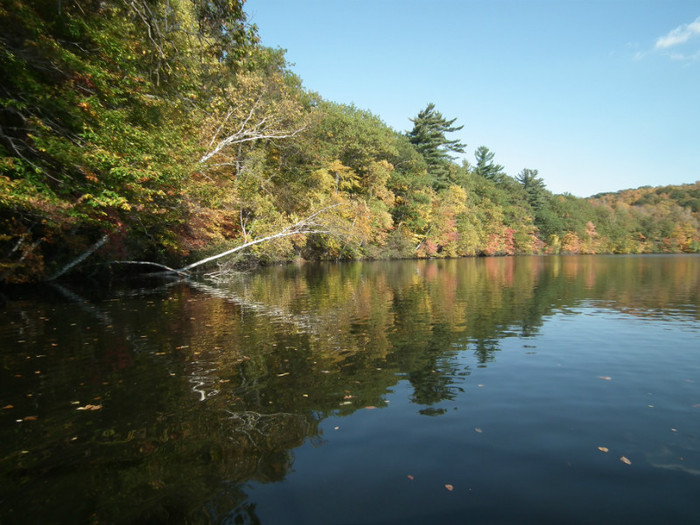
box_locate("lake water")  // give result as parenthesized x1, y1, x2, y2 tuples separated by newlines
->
(1, 255, 699, 524)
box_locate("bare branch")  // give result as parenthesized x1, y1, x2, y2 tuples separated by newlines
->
(105, 260, 184, 275)
(177, 227, 330, 273)
(47, 234, 109, 281)
(199, 125, 305, 164)
(175, 205, 341, 273)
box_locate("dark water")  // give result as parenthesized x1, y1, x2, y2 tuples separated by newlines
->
(1, 255, 699, 524)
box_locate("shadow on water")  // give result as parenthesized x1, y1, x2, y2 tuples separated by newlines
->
(0, 255, 698, 523)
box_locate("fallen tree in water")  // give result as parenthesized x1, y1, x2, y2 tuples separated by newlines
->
(46, 206, 340, 281)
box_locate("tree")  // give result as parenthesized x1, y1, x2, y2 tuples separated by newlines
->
(473, 146, 504, 182)
(516, 168, 547, 209)
(0, 0, 257, 282)
(406, 103, 465, 190)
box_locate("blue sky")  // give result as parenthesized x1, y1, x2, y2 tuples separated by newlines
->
(245, 0, 699, 197)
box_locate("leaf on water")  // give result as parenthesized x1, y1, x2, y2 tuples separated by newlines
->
(23, 416, 38, 421)
(620, 456, 632, 465)
(364, 406, 377, 410)
(407, 475, 414, 480)
(2, 405, 13, 410)
(277, 372, 290, 377)
(474, 427, 483, 433)
(598, 376, 612, 381)
(598, 446, 609, 453)
(76, 404, 102, 411)
(445, 484, 454, 491)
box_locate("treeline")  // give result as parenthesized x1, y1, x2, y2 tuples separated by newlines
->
(1, 0, 699, 283)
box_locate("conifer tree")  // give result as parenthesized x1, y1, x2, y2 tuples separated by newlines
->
(516, 168, 547, 209)
(406, 103, 465, 190)
(473, 146, 505, 182)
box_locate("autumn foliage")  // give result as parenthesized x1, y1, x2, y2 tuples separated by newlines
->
(1, 1, 698, 283)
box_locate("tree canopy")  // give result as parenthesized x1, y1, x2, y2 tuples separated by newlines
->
(0, 3, 698, 283)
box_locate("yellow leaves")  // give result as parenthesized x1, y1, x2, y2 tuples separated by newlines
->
(326, 160, 360, 192)
(76, 404, 102, 411)
(310, 167, 336, 194)
(597, 446, 631, 465)
(444, 484, 454, 492)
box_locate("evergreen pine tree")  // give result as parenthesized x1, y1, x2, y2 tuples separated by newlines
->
(406, 103, 465, 190)
(473, 146, 505, 182)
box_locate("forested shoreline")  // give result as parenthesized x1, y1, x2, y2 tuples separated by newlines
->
(2, 0, 699, 284)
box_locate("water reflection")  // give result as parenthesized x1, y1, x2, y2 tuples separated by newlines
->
(0, 255, 698, 523)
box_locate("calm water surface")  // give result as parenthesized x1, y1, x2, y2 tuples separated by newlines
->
(1, 255, 699, 524)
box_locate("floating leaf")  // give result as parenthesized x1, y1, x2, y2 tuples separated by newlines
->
(620, 456, 632, 465)
(474, 427, 483, 433)
(76, 404, 102, 411)
(598, 446, 609, 453)
(598, 376, 612, 381)
(444, 484, 454, 491)
(23, 416, 38, 421)
(364, 406, 377, 410)
(407, 475, 414, 480)
(2, 405, 13, 410)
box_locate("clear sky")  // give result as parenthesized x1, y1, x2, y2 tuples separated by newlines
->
(244, 0, 699, 197)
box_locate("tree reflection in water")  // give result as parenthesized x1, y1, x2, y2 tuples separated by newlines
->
(0, 255, 698, 523)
